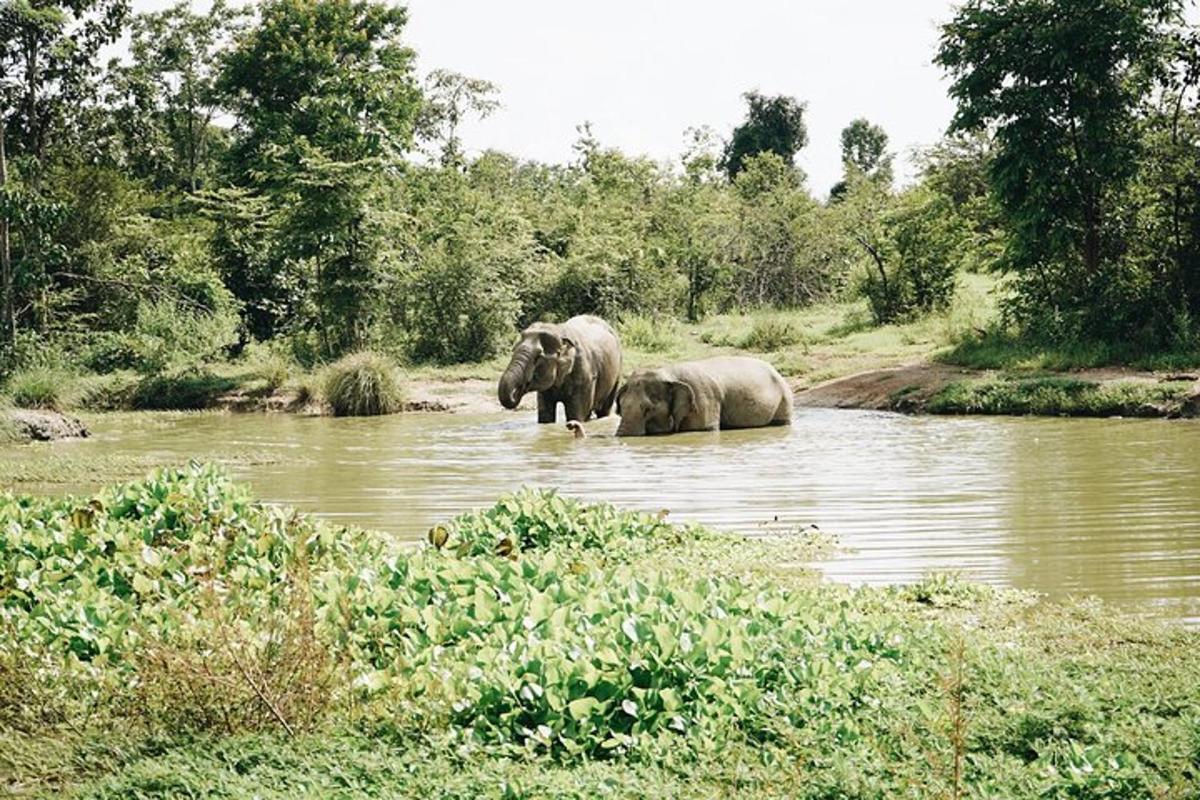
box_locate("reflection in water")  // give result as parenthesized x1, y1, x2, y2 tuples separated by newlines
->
(8, 409, 1200, 623)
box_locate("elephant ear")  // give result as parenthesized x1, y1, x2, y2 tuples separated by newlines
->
(615, 383, 627, 415)
(553, 336, 577, 376)
(667, 381, 694, 430)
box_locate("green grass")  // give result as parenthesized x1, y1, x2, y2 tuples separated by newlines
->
(618, 314, 685, 353)
(927, 377, 1197, 417)
(321, 351, 405, 416)
(2, 466, 1198, 798)
(941, 330, 1200, 372)
(4, 367, 80, 411)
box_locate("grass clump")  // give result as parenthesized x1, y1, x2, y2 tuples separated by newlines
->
(322, 351, 405, 416)
(738, 315, 806, 351)
(619, 315, 683, 353)
(927, 377, 1196, 417)
(4, 367, 78, 411)
(3, 468, 1198, 797)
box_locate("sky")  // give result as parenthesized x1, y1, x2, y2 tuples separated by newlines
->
(402, 1, 960, 192)
(128, 0, 963, 192)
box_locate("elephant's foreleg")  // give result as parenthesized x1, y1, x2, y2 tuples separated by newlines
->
(595, 381, 617, 418)
(563, 394, 590, 423)
(537, 393, 558, 424)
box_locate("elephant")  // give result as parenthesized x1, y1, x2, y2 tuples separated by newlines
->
(498, 315, 622, 423)
(615, 356, 793, 436)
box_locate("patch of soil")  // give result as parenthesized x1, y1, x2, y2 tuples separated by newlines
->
(794, 362, 1200, 416)
(4, 409, 90, 441)
(794, 363, 973, 412)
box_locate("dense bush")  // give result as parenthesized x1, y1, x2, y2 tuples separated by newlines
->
(322, 351, 405, 416)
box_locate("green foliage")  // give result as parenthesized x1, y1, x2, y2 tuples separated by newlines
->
(129, 370, 240, 411)
(926, 377, 1195, 417)
(4, 366, 76, 410)
(739, 316, 805, 351)
(835, 118, 893, 194)
(722, 92, 808, 180)
(127, 297, 241, 375)
(322, 351, 404, 416)
(937, 0, 1198, 345)
(618, 315, 682, 353)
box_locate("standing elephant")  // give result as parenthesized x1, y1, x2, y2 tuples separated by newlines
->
(616, 356, 793, 436)
(498, 315, 622, 423)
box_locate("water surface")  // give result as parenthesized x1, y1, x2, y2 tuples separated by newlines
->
(9, 408, 1200, 623)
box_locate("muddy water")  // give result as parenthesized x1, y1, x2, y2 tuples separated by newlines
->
(10, 409, 1200, 623)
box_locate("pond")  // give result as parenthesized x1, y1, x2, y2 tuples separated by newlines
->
(9, 408, 1200, 623)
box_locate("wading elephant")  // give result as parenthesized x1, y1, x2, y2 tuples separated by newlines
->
(616, 356, 793, 436)
(498, 315, 622, 423)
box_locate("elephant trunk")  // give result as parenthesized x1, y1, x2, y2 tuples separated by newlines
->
(498, 353, 530, 410)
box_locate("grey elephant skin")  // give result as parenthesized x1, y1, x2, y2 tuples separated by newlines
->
(498, 315, 623, 423)
(616, 356, 793, 436)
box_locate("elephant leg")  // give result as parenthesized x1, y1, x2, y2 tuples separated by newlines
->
(595, 381, 618, 418)
(563, 393, 591, 423)
(537, 393, 558, 424)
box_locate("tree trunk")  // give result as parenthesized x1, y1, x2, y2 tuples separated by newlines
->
(0, 115, 13, 343)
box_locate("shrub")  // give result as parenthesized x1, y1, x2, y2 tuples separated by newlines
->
(619, 315, 681, 353)
(128, 298, 240, 374)
(322, 351, 404, 416)
(130, 370, 239, 410)
(739, 316, 805, 351)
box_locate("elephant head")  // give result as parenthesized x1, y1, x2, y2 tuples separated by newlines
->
(498, 327, 577, 409)
(615, 372, 694, 436)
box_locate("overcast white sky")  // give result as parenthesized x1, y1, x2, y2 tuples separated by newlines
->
(402, 1, 960, 192)
(129, 0, 963, 192)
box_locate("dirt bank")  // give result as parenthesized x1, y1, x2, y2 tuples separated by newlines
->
(795, 363, 1200, 417)
(216, 377, 531, 416)
(2, 409, 91, 442)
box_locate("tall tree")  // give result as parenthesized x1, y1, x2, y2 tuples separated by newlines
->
(721, 91, 807, 180)
(840, 118, 892, 184)
(219, 0, 421, 354)
(108, 0, 243, 192)
(416, 68, 499, 168)
(0, 0, 128, 344)
(937, 0, 1181, 338)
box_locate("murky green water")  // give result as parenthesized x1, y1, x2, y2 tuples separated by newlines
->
(7, 409, 1200, 623)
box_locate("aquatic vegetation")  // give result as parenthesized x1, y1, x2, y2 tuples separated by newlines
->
(322, 351, 405, 416)
(1, 466, 1198, 797)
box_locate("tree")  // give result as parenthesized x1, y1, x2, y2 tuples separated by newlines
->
(831, 118, 892, 198)
(108, 0, 243, 192)
(416, 68, 500, 168)
(219, 0, 422, 356)
(721, 91, 807, 180)
(0, 0, 129, 345)
(937, 0, 1181, 340)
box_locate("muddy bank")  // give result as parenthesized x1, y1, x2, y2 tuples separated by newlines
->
(216, 377, 530, 416)
(2, 409, 91, 442)
(795, 363, 1200, 418)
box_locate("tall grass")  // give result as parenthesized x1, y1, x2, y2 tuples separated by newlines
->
(322, 351, 405, 416)
(619, 315, 683, 353)
(4, 367, 78, 411)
